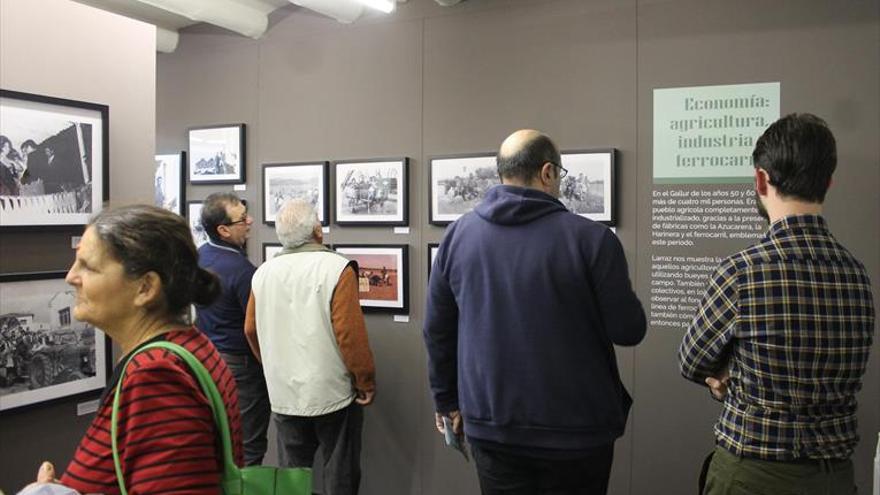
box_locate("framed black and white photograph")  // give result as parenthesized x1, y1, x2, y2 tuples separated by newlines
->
(0, 271, 111, 413)
(0, 89, 108, 229)
(334, 244, 409, 314)
(429, 153, 499, 225)
(187, 124, 245, 184)
(154, 152, 185, 216)
(559, 149, 616, 225)
(187, 200, 208, 247)
(262, 162, 329, 226)
(428, 243, 440, 277)
(334, 158, 408, 226)
(262, 242, 282, 263)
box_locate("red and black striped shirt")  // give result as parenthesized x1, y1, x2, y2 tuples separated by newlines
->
(60, 327, 244, 494)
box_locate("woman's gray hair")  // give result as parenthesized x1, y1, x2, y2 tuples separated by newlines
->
(276, 198, 319, 248)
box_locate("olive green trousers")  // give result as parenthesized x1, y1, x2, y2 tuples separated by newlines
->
(703, 446, 856, 495)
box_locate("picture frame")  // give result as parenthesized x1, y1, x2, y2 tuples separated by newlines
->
(186, 200, 207, 247)
(187, 124, 246, 184)
(429, 153, 499, 226)
(333, 244, 409, 314)
(559, 149, 616, 225)
(333, 158, 409, 226)
(262, 161, 329, 226)
(0, 271, 111, 414)
(0, 89, 109, 230)
(154, 151, 185, 216)
(428, 243, 440, 277)
(262, 242, 282, 263)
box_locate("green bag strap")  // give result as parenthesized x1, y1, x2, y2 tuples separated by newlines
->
(111, 341, 239, 495)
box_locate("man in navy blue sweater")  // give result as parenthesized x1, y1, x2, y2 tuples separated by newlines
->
(196, 192, 270, 466)
(424, 129, 646, 494)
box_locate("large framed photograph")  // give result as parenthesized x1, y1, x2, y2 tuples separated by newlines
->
(334, 244, 409, 314)
(262, 242, 282, 263)
(559, 149, 616, 225)
(154, 152, 185, 216)
(0, 272, 111, 413)
(334, 158, 408, 226)
(187, 124, 245, 184)
(262, 162, 329, 226)
(187, 200, 208, 247)
(0, 89, 108, 229)
(429, 153, 499, 225)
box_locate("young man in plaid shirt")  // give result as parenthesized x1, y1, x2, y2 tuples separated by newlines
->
(679, 113, 875, 494)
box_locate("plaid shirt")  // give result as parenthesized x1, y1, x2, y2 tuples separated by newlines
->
(679, 214, 875, 461)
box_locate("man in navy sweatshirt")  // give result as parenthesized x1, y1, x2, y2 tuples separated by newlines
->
(196, 192, 270, 466)
(423, 129, 646, 494)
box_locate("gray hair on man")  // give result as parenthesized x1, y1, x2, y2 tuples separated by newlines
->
(275, 198, 319, 248)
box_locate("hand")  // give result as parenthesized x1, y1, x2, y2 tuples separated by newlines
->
(435, 410, 462, 435)
(705, 367, 730, 401)
(355, 389, 375, 406)
(22, 461, 59, 490)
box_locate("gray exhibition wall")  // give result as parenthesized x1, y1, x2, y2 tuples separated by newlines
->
(152, 0, 875, 494)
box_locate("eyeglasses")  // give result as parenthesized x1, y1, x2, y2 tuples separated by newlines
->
(224, 213, 250, 226)
(549, 162, 568, 179)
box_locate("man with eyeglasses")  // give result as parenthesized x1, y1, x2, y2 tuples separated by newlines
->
(424, 129, 646, 494)
(196, 192, 270, 467)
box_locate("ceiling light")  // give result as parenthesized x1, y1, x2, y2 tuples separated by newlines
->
(356, 0, 395, 13)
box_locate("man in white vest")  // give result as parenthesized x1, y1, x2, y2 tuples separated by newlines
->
(245, 198, 376, 495)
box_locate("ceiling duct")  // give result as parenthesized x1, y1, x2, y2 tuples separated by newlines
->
(434, 0, 464, 5)
(136, 0, 269, 38)
(156, 26, 180, 53)
(289, 0, 365, 23)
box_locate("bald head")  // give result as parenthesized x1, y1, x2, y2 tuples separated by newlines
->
(496, 129, 561, 184)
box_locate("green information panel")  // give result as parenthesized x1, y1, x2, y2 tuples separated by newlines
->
(653, 82, 780, 184)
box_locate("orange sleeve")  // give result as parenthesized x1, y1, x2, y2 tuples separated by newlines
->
(331, 265, 376, 393)
(244, 290, 261, 362)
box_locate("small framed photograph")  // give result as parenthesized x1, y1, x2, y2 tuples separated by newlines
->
(186, 200, 207, 247)
(262, 242, 282, 263)
(187, 124, 245, 184)
(428, 243, 440, 277)
(262, 162, 329, 226)
(154, 152, 185, 216)
(0, 271, 111, 413)
(334, 244, 409, 314)
(429, 153, 499, 225)
(559, 149, 616, 225)
(0, 89, 109, 229)
(334, 158, 408, 226)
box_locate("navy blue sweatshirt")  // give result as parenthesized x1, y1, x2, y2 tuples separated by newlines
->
(424, 185, 646, 451)
(196, 239, 256, 354)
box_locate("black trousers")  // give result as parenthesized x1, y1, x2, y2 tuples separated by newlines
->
(471, 442, 615, 495)
(220, 352, 270, 466)
(274, 402, 363, 495)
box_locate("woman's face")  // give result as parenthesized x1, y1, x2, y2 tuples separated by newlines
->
(65, 226, 142, 331)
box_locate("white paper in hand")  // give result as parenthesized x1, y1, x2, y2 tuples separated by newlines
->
(16, 484, 81, 495)
(442, 415, 470, 462)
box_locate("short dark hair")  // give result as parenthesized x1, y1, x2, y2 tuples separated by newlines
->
(496, 133, 561, 183)
(752, 113, 836, 203)
(201, 192, 242, 241)
(89, 204, 221, 316)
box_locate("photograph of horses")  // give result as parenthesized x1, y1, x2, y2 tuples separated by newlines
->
(559, 149, 616, 225)
(429, 153, 500, 225)
(333, 244, 409, 313)
(0, 271, 110, 413)
(1, 89, 108, 229)
(262, 161, 328, 226)
(187, 124, 245, 185)
(334, 158, 409, 226)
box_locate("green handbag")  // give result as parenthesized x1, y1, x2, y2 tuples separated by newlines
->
(111, 341, 312, 495)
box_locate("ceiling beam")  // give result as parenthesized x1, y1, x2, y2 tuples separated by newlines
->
(136, 0, 269, 39)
